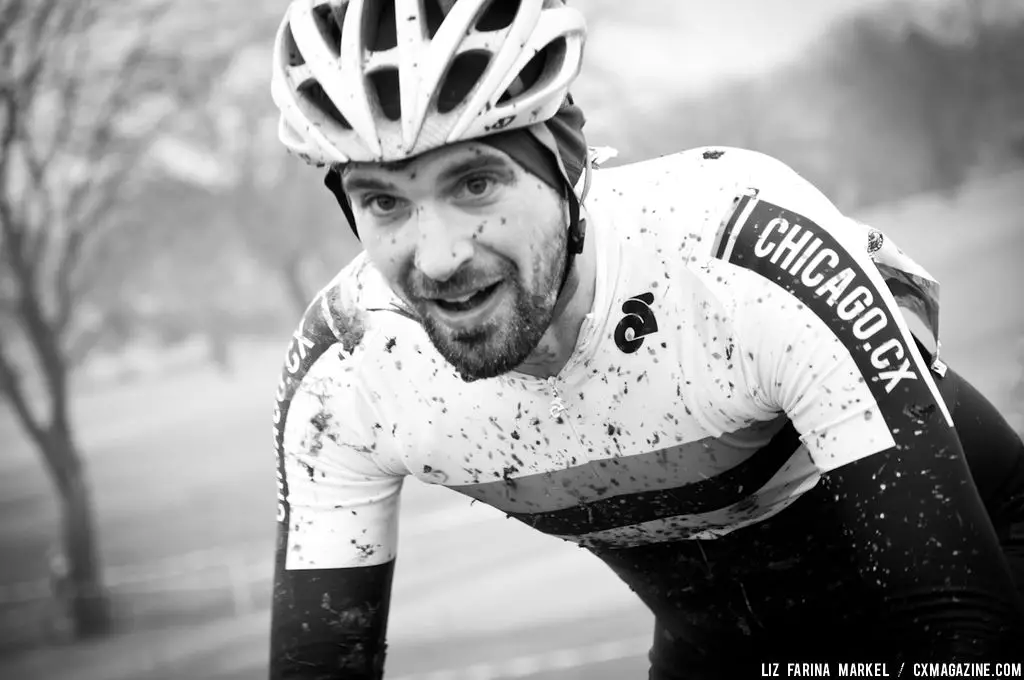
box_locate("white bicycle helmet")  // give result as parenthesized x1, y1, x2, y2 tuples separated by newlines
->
(270, 0, 587, 167)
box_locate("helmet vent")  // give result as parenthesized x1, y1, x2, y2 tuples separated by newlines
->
(368, 68, 402, 121)
(475, 0, 520, 31)
(283, 24, 306, 67)
(423, 0, 447, 39)
(499, 36, 566, 104)
(311, 2, 342, 57)
(362, 0, 398, 52)
(437, 50, 491, 114)
(301, 80, 353, 130)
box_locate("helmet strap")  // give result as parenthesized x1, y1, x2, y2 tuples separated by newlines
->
(324, 167, 359, 237)
(557, 186, 585, 297)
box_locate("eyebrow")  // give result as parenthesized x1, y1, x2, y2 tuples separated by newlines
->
(341, 156, 415, 193)
(341, 174, 400, 194)
(437, 153, 514, 185)
(341, 152, 513, 193)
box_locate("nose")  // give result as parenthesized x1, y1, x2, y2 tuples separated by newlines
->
(413, 206, 475, 282)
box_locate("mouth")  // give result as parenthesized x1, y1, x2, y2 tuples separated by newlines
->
(431, 281, 503, 313)
(426, 281, 507, 329)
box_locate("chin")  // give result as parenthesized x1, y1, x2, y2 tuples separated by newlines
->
(436, 336, 522, 383)
(427, 326, 537, 383)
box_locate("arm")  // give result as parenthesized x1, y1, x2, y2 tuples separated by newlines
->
(271, 561, 395, 679)
(721, 178, 1024, 658)
(269, 296, 404, 679)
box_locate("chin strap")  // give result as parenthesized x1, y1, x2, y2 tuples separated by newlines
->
(556, 151, 592, 297)
(324, 167, 358, 238)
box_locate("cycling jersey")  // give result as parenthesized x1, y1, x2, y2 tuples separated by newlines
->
(268, 148, 1024, 678)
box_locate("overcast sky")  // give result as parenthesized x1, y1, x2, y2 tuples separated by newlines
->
(581, 0, 892, 94)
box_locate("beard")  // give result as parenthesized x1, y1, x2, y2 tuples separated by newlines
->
(401, 226, 568, 383)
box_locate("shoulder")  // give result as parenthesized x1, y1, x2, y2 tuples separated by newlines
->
(592, 146, 865, 300)
(596, 146, 831, 201)
(271, 253, 418, 437)
(278, 253, 381, 382)
(617, 148, 912, 359)
(286, 252, 418, 363)
(635, 147, 870, 287)
(591, 146, 849, 253)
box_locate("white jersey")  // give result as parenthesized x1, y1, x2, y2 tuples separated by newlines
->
(272, 147, 948, 571)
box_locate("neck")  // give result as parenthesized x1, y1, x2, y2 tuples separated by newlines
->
(515, 211, 597, 379)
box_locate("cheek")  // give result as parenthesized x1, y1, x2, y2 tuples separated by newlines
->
(488, 186, 561, 278)
(494, 183, 562, 244)
(362, 227, 413, 283)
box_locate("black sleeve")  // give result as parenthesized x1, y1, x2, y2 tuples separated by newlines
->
(717, 191, 1024, 660)
(818, 388, 1024, 660)
(928, 363, 1024, 537)
(269, 558, 395, 679)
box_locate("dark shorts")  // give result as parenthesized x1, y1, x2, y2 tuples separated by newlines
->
(645, 365, 1024, 679)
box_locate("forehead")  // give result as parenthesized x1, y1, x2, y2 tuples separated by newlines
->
(341, 141, 516, 186)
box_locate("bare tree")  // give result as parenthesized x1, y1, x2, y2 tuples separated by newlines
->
(216, 92, 336, 316)
(0, 0, 232, 637)
(175, 46, 357, 320)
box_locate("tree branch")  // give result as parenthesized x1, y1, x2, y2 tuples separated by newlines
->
(0, 82, 19, 186)
(1, 196, 67, 428)
(0, 191, 32, 289)
(0, 334, 46, 449)
(0, 0, 27, 50)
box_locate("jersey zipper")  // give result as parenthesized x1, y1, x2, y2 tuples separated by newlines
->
(547, 376, 588, 468)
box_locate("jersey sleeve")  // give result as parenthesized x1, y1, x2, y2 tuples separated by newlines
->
(716, 156, 1024, 657)
(269, 290, 405, 679)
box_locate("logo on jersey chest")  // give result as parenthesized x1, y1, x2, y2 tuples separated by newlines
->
(615, 292, 659, 353)
(715, 193, 919, 396)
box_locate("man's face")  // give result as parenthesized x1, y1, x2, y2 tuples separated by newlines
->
(342, 141, 568, 382)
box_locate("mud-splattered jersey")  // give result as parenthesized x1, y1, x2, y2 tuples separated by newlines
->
(268, 148, 1024, 678)
(272, 146, 950, 568)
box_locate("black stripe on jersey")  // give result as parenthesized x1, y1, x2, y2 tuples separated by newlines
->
(713, 192, 755, 259)
(272, 288, 347, 549)
(451, 415, 790, 513)
(507, 421, 801, 535)
(719, 197, 949, 430)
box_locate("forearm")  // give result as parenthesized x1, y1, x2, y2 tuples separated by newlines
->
(822, 446, 1024, 660)
(269, 560, 396, 679)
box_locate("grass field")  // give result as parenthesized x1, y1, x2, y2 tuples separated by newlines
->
(0, 167, 1022, 679)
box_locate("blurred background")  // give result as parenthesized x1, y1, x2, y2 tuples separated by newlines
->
(1, 0, 1023, 678)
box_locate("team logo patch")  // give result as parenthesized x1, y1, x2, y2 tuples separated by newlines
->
(713, 192, 941, 420)
(614, 292, 659, 353)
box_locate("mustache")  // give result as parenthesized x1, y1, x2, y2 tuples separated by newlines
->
(405, 264, 513, 299)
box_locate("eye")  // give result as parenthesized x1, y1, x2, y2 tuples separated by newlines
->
(465, 176, 491, 195)
(456, 173, 498, 200)
(361, 194, 405, 217)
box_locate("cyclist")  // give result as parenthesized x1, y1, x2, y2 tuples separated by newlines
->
(267, 1, 1024, 677)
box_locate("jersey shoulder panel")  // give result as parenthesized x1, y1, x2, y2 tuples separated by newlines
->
(704, 187, 953, 474)
(272, 255, 418, 478)
(594, 149, 954, 476)
(589, 147, 839, 263)
(272, 255, 413, 570)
